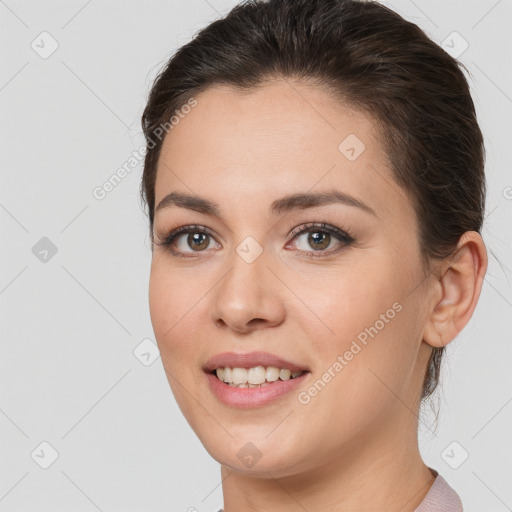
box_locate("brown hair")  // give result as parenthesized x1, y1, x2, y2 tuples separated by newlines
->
(140, 0, 486, 402)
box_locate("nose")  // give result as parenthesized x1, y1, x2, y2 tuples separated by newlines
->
(210, 247, 286, 334)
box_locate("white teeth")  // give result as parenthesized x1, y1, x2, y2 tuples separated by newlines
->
(279, 369, 291, 380)
(247, 366, 266, 385)
(222, 367, 232, 383)
(266, 366, 280, 382)
(232, 367, 248, 385)
(212, 365, 305, 385)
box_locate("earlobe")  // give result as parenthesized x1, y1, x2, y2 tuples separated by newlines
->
(422, 231, 488, 348)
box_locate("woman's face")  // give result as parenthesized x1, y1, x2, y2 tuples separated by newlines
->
(149, 80, 436, 477)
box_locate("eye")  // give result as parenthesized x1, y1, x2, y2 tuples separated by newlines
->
(154, 221, 355, 259)
(154, 224, 220, 258)
(286, 222, 354, 257)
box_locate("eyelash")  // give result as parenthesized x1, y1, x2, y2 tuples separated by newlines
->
(154, 221, 355, 259)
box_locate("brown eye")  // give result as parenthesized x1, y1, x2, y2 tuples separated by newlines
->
(287, 222, 355, 257)
(186, 232, 210, 251)
(306, 231, 331, 250)
(155, 224, 220, 257)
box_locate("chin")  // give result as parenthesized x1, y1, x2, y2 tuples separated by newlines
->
(198, 429, 307, 477)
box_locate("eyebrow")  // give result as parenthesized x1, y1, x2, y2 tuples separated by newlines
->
(155, 189, 377, 218)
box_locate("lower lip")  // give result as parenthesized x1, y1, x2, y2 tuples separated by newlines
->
(205, 372, 309, 408)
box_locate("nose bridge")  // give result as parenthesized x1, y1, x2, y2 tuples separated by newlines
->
(211, 235, 285, 331)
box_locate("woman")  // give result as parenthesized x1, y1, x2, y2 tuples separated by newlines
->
(140, 0, 487, 510)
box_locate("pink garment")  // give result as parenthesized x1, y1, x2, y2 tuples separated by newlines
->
(215, 467, 463, 512)
(414, 468, 464, 511)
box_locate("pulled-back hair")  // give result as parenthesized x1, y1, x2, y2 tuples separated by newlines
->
(140, 0, 486, 402)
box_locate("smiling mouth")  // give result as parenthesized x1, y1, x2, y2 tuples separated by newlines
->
(209, 366, 309, 388)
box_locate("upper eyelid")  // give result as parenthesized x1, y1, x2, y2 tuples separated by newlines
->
(289, 222, 354, 240)
(168, 222, 349, 237)
(172, 224, 224, 244)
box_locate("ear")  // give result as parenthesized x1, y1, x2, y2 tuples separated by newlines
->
(423, 231, 488, 348)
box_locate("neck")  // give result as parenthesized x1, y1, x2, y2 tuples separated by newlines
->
(219, 408, 435, 512)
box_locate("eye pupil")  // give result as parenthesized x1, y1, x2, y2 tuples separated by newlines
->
(188, 232, 209, 251)
(308, 231, 330, 250)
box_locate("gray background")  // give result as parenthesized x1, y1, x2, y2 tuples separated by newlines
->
(1, 1, 511, 511)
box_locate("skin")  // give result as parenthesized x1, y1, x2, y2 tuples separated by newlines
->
(148, 80, 487, 511)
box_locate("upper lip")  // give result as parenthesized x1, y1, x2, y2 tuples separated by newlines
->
(203, 351, 310, 373)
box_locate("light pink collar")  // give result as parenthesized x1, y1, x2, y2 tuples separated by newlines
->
(215, 468, 464, 512)
(414, 468, 463, 511)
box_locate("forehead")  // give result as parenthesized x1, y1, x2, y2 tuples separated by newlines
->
(154, 80, 405, 221)
(159, 79, 381, 161)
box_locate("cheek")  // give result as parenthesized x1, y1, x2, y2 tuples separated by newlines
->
(295, 301, 417, 450)
(148, 265, 199, 381)
(298, 267, 399, 350)
(148, 263, 208, 418)
(149, 261, 203, 341)
(299, 262, 417, 396)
